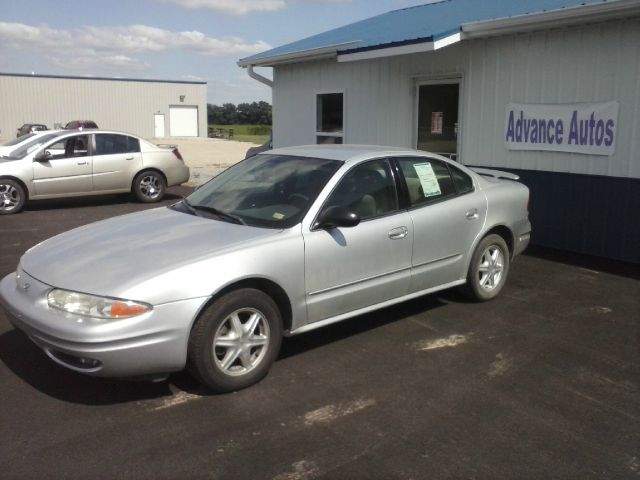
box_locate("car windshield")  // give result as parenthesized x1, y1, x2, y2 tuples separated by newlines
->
(7, 132, 62, 159)
(3, 133, 36, 147)
(184, 154, 342, 228)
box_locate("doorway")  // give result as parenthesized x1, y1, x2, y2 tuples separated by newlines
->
(154, 114, 165, 138)
(416, 80, 460, 160)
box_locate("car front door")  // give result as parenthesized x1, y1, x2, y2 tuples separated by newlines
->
(32, 134, 93, 196)
(92, 133, 143, 192)
(302, 158, 413, 323)
(395, 157, 487, 292)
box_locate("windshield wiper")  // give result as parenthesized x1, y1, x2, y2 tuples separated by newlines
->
(184, 200, 246, 225)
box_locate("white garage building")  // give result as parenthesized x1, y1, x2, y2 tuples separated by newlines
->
(239, 0, 640, 263)
(0, 73, 207, 141)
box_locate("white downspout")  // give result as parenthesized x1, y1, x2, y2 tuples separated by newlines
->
(246, 65, 273, 88)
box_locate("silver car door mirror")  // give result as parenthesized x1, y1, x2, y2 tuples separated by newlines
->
(314, 206, 360, 230)
(34, 150, 51, 162)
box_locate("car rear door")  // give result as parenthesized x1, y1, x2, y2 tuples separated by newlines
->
(394, 157, 487, 291)
(32, 134, 93, 196)
(302, 158, 413, 323)
(92, 133, 143, 192)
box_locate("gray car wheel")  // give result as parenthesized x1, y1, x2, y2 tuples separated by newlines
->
(133, 170, 166, 203)
(463, 234, 510, 302)
(188, 288, 283, 392)
(0, 179, 26, 215)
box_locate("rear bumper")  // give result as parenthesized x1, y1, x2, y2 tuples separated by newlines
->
(165, 163, 191, 186)
(0, 271, 206, 378)
(513, 219, 532, 257)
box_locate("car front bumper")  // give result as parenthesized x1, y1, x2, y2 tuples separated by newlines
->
(0, 270, 207, 378)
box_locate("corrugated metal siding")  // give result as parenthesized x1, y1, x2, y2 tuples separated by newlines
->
(484, 168, 640, 263)
(273, 17, 640, 179)
(0, 76, 207, 141)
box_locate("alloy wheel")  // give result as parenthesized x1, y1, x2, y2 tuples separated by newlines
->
(138, 174, 162, 200)
(0, 183, 20, 212)
(478, 245, 504, 291)
(212, 308, 270, 376)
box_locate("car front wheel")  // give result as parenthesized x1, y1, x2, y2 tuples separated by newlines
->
(463, 234, 510, 301)
(0, 179, 26, 215)
(133, 170, 166, 203)
(188, 289, 283, 392)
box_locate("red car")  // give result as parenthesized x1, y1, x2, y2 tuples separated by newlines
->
(64, 120, 98, 130)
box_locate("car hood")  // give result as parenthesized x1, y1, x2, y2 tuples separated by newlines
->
(20, 206, 281, 298)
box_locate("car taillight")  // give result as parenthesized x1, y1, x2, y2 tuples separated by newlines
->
(172, 148, 183, 161)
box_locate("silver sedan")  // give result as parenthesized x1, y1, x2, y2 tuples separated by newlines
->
(0, 145, 530, 392)
(0, 129, 190, 214)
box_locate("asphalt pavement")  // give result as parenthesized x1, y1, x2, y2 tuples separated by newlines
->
(0, 189, 638, 479)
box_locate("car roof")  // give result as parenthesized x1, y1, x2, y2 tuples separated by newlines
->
(42, 129, 140, 139)
(267, 144, 435, 163)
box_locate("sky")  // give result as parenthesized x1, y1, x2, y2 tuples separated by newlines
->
(0, 0, 430, 105)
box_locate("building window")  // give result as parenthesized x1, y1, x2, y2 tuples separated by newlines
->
(316, 92, 344, 144)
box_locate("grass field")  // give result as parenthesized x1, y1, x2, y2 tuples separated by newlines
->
(209, 124, 271, 144)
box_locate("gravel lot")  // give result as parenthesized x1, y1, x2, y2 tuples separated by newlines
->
(0, 190, 638, 479)
(152, 137, 256, 186)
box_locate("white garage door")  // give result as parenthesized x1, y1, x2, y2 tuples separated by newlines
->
(169, 106, 198, 137)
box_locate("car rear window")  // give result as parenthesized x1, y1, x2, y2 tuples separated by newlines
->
(95, 134, 140, 155)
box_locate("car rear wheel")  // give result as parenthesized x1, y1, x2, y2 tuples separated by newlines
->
(463, 234, 510, 301)
(188, 289, 282, 392)
(133, 170, 166, 203)
(0, 179, 25, 215)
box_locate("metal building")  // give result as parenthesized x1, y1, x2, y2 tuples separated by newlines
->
(0, 73, 207, 141)
(239, 0, 640, 263)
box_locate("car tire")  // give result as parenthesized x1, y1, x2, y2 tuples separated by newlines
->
(133, 170, 166, 203)
(462, 234, 510, 302)
(0, 179, 26, 215)
(188, 288, 283, 393)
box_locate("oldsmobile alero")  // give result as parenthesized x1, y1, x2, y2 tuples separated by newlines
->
(0, 145, 531, 392)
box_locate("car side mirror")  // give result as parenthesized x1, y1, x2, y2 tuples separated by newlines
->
(34, 150, 51, 162)
(314, 206, 360, 230)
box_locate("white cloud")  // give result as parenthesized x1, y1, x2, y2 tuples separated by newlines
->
(49, 54, 150, 72)
(157, 0, 351, 15)
(0, 22, 270, 57)
(159, 0, 286, 15)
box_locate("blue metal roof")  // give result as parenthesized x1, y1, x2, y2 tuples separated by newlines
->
(241, 0, 609, 64)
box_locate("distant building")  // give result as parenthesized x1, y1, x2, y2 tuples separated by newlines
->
(0, 73, 207, 140)
(239, 0, 640, 263)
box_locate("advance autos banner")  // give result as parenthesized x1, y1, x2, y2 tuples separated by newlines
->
(505, 101, 618, 155)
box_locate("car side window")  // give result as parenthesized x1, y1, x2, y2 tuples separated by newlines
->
(449, 165, 474, 194)
(324, 159, 398, 220)
(95, 134, 140, 156)
(44, 135, 89, 160)
(396, 157, 456, 207)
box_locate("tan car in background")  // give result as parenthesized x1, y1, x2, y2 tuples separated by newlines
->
(0, 130, 190, 214)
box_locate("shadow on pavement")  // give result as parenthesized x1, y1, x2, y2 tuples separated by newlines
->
(525, 245, 640, 280)
(0, 293, 447, 405)
(280, 294, 447, 359)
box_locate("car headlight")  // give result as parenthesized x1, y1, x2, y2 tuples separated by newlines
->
(47, 289, 152, 319)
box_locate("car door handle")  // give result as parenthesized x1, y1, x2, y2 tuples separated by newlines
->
(388, 227, 408, 240)
(466, 208, 479, 220)
(77, 161, 88, 165)
(126, 156, 134, 160)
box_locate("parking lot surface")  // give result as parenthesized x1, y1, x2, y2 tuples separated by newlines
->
(0, 190, 638, 479)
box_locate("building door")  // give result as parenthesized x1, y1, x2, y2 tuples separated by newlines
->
(154, 114, 165, 137)
(169, 106, 198, 137)
(416, 80, 460, 160)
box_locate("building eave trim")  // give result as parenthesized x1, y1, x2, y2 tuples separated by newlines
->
(337, 33, 460, 63)
(462, 0, 640, 38)
(238, 41, 360, 67)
